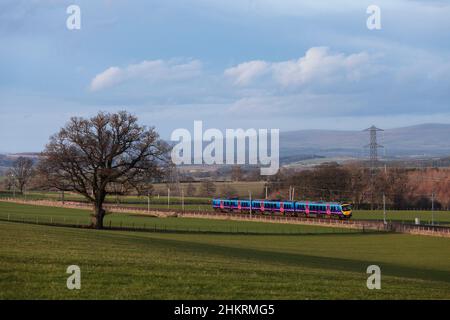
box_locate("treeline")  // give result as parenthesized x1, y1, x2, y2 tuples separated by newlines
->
(266, 163, 450, 210)
(1, 157, 449, 210)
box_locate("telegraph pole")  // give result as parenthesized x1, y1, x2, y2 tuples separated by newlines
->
(249, 191, 252, 217)
(147, 189, 150, 213)
(11, 173, 15, 198)
(167, 188, 170, 209)
(431, 192, 435, 226)
(181, 188, 185, 212)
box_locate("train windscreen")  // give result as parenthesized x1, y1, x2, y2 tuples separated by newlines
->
(342, 204, 352, 211)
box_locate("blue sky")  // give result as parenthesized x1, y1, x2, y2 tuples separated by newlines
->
(1, 0, 450, 152)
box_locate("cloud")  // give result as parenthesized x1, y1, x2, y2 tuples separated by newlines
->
(90, 59, 202, 91)
(224, 47, 374, 88)
(274, 47, 371, 86)
(224, 60, 269, 85)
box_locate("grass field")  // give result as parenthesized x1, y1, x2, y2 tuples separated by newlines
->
(0, 191, 211, 205)
(2, 195, 450, 225)
(151, 181, 266, 198)
(0, 202, 357, 235)
(0, 202, 450, 299)
(352, 210, 450, 225)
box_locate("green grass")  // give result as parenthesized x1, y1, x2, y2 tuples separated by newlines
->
(2, 192, 450, 225)
(0, 202, 357, 235)
(352, 210, 450, 225)
(0, 220, 449, 299)
(151, 181, 266, 198)
(1, 191, 211, 205)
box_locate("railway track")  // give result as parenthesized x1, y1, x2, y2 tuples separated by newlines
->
(2, 198, 450, 237)
(103, 203, 450, 237)
(109, 204, 450, 237)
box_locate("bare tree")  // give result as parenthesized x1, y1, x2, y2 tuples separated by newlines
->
(38, 111, 171, 229)
(9, 157, 34, 194)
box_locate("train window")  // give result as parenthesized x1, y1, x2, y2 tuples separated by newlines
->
(342, 204, 352, 211)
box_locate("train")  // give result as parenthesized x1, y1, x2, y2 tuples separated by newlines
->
(212, 198, 353, 219)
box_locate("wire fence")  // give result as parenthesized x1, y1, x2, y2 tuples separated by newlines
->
(0, 211, 367, 236)
(1, 203, 450, 237)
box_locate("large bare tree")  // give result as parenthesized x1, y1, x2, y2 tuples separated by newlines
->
(9, 156, 34, 194)
(38, 111, 171, 229)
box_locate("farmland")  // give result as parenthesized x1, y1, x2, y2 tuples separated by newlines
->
(1, 191, 450, 225)
(0, 202, 449, 299)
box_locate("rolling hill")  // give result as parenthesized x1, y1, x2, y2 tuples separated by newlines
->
(280, 123, 450, 158)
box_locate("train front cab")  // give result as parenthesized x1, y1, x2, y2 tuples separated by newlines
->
(340, 203, 353, 219)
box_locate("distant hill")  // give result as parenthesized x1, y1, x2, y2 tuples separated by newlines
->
(280, 123, 450, 158)
(1, 124, 449, 170)
(0, 153, 40, 168)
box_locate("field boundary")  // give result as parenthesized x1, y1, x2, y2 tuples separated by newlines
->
(0, 198, 177, 217)
(177, 212, 450, 238)
(0, 214, 368, 236)
(1, 198, 450, 238)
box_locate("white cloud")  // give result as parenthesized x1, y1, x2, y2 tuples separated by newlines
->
(90, 59, 202, 91)
(90, 67, 122, 92)
(273, 47, 371, 86)
(224, 60, 269, 85)
(224, 47, 373, 88)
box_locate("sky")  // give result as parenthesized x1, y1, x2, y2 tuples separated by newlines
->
(0, 0, 450, 152)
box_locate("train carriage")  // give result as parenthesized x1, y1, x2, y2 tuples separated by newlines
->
(212, 198, 352, 219)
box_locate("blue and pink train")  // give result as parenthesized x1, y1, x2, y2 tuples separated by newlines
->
(212, 198, 353, 219)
